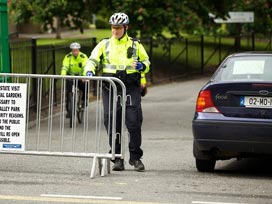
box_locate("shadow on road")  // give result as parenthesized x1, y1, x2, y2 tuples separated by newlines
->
(214, 157, 272, 178)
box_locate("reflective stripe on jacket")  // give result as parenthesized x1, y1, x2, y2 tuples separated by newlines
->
(140, 73, 146, 86)
(84, 34, 150, 76)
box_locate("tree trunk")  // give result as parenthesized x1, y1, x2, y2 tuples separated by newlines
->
(55, 16, 62, 39)
(234, 23, 241, 51)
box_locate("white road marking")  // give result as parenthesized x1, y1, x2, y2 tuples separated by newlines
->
(40, 194, 122, 200)
(0, 194, 174, 204)
(192, 201, 250, 204)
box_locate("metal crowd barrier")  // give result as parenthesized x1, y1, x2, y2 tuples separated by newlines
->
(0, 73, 126, 178)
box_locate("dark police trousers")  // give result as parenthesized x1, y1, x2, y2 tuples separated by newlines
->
(65, 79, 86, 112)
(102, 84, 143, 161)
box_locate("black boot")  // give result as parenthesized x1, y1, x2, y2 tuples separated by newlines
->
(129, 159, 145, 172)
(112, 159, 125, 171)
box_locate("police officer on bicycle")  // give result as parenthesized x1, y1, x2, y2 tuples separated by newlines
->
(84, 13, 151, 172)
(61, 42, 88, 118)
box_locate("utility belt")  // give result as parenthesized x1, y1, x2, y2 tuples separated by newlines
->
(102, 64, 134, 71)
(102, 71, 140, 89)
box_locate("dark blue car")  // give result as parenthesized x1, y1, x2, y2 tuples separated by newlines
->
(192, 52, 272, 172)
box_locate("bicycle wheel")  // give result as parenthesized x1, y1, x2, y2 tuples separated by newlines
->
(77, 94, 84, 124)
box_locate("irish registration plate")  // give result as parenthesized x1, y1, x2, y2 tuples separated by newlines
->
(240, 96, 272, 108)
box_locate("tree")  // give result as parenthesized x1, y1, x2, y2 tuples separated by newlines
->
(9, 0, 272, 40)
(106, 0, 236, 39)
(110, 0, 196, 38)
(9, 0, 217, 39)
(9, 0, 94, 39)
(206, 0, 272, 49)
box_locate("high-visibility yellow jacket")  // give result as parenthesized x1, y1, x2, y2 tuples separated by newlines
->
(61, 52, 88, 76)
(84, 34, 150, 76)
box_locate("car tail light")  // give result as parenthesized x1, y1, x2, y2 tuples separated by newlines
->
(196, 90, 219, 113)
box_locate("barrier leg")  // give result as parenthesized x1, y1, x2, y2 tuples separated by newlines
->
(101, 158, 111, 177)
(107, 159, 111, 174)
(98, 158, 102, 175)
(90, 156, 97, 179)
(101, 158, 106, 177)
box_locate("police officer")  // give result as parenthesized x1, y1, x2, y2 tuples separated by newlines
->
(61, 42, 88, 117)
(84, 13, 150, 172)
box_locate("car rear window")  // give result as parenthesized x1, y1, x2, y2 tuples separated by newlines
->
(213, 55, 272, 81)
(233, 60, 265, 74)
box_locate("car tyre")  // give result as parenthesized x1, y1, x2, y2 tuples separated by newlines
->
(195, 158, 216, 172)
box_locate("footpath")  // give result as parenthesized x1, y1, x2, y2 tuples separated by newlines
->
(17, 28, 105, 39)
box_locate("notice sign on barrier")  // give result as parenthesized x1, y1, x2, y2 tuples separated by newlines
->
(0, 83, 27, 151)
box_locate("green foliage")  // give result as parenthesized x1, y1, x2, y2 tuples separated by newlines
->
(31, 0, 67, 28)
(8, 0, 272, 39)
(9, 0, 96, 37)
(9, 0, 33, 24)
(95, 17, 108, 29)
(237, 0, 272, 34)
(107, 0, 234, 37)
(110, 0, 188, 38)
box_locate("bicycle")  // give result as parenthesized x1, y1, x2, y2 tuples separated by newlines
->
(66, 80, 85, 128)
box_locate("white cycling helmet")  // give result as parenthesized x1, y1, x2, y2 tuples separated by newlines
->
(70, 42, 81, 49)
(109, 13, 129, 26)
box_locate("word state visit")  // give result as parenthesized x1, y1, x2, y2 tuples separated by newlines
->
(0, 85, 22, 99)
(0, 85, 20, 91)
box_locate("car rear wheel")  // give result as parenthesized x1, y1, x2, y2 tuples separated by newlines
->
(195, 158, 216, 172)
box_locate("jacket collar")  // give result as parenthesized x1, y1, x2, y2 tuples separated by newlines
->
(111, 33, 129, 44)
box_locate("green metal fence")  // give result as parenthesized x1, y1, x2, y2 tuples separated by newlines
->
(9, 33, 272, 86)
